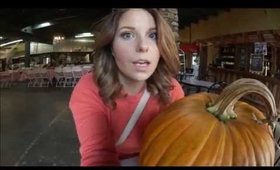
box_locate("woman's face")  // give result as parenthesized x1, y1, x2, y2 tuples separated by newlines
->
(112, 9, 160, 83)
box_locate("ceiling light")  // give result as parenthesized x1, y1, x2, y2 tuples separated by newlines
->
(75, 33, 94, 38)
(74, 39, 95, 43)
(53, 35, 65, 44)
(34, 22, 52, 29)
(0, 39, 23, 47)
(21, 26, 33, 33)
(0, 36, 3, 40)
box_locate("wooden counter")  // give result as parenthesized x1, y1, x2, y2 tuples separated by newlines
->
(208, 67, 280, 113)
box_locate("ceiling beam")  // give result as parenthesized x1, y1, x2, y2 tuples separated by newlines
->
(1, 30, 52, 44)
(272, 30, 280, 42)
(257, 31, 264, 42)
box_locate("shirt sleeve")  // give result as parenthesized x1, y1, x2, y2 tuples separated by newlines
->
(69, 74, 120, 166)
(170, 77, 185, 102)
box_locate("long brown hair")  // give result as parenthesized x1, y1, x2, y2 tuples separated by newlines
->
(93, 8, 180, 109)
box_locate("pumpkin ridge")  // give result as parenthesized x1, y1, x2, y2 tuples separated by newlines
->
(237, 119, 273, 165)
(239, 123, 267, 165)
(220, 124, 233, 166)
(191, 121, 225, 166)
(167, 117, 218, 165)
(232, 121, 257, 166)
(239, 120, 270, 166)
(147, 114, 199, 165)
(212, 122, 227, 166)
(211, 122, 226, 166)
(236, 116, 275, 165)
(140, 110, 196, 165)
(228, 122, 252, 165)
(140, 95, 210, 165)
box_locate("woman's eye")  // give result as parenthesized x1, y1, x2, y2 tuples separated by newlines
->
(149, 32, 157, 40)
(120, 32, 134, 39)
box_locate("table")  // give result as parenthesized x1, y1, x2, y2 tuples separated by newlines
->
(177, 72, 195, 81)
(180, 78, 215, 93)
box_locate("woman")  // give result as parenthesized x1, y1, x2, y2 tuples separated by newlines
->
(69, 8, 184, 166)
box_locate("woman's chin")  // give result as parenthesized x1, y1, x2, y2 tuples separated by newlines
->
(130, 72, 152, 82)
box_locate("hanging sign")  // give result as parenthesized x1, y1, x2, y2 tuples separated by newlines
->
(179, 43, 199, 53)
(254, 42, 267, 55)
(250, 54, 264, 72)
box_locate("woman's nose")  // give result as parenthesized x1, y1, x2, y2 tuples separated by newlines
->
(137, 38, 149, 52)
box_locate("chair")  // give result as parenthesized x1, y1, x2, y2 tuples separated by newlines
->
(26, 68, 35, 87)
(208, 81, 228, 94)
(82, 65, 93, 75)
(62, 66, 73, 87)
(39, 68, 51, 87)
(54, 67, 64, 87)
(72, 66, 83, 87)
(0, 72, 12, 88)
(32, 68, 42, 87)
(185, 67, 194, 74)
(10, 70, 21, 86)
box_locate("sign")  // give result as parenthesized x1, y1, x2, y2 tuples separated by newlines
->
(180, 43, 199, 53)
(250, 54, 264, 72)
(254, 42, 267, 55)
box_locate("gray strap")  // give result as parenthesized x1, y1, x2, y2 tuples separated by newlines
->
(115, 88, 150, 146)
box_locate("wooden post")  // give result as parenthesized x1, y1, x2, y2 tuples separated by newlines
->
(198, 43, 208, 80)
(159, 8, 179, 43)
(25, 41, 30, 67)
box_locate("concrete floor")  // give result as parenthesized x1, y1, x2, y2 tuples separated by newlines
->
(0, 81, 203, 166)
(0, 82, 195, 166)
(0, 83, 80, 166)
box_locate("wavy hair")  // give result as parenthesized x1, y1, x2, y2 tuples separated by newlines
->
(93, 8, 180, 109)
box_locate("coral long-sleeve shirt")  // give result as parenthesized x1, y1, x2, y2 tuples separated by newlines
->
(69, 73, 184, 166)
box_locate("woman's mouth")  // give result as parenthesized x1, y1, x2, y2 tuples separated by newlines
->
(133, 59, 150, 65)
(132, 59, 150, 71)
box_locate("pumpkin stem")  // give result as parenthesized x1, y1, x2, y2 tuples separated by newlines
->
(207, 78, 278, 125)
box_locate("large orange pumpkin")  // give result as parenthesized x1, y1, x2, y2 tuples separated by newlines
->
(139, 78, 278, 166)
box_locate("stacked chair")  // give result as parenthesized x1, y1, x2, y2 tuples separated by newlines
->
(17, 64, 94, 88)
(26, 68, 52, 87)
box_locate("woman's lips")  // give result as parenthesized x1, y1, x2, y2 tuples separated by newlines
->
(132, 59, 150, 71)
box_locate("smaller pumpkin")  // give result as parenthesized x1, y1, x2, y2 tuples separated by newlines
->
(139, 78, 278, 166)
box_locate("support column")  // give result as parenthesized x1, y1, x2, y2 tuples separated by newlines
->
(25, 41, 30, 67)
(159, 8, 179, 43)
(198, 44, 208, 80)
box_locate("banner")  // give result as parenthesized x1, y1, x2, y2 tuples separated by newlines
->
(254, 42, 267, 55)
(179, 43, 199, 53)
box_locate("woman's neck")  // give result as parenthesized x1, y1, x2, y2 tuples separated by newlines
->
(118, 75, 146, 96)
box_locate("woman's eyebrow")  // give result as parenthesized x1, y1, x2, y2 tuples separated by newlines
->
(118, 26, 135, 31)
(148, 27, 157, 32)
(118, 27, 157, 32)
